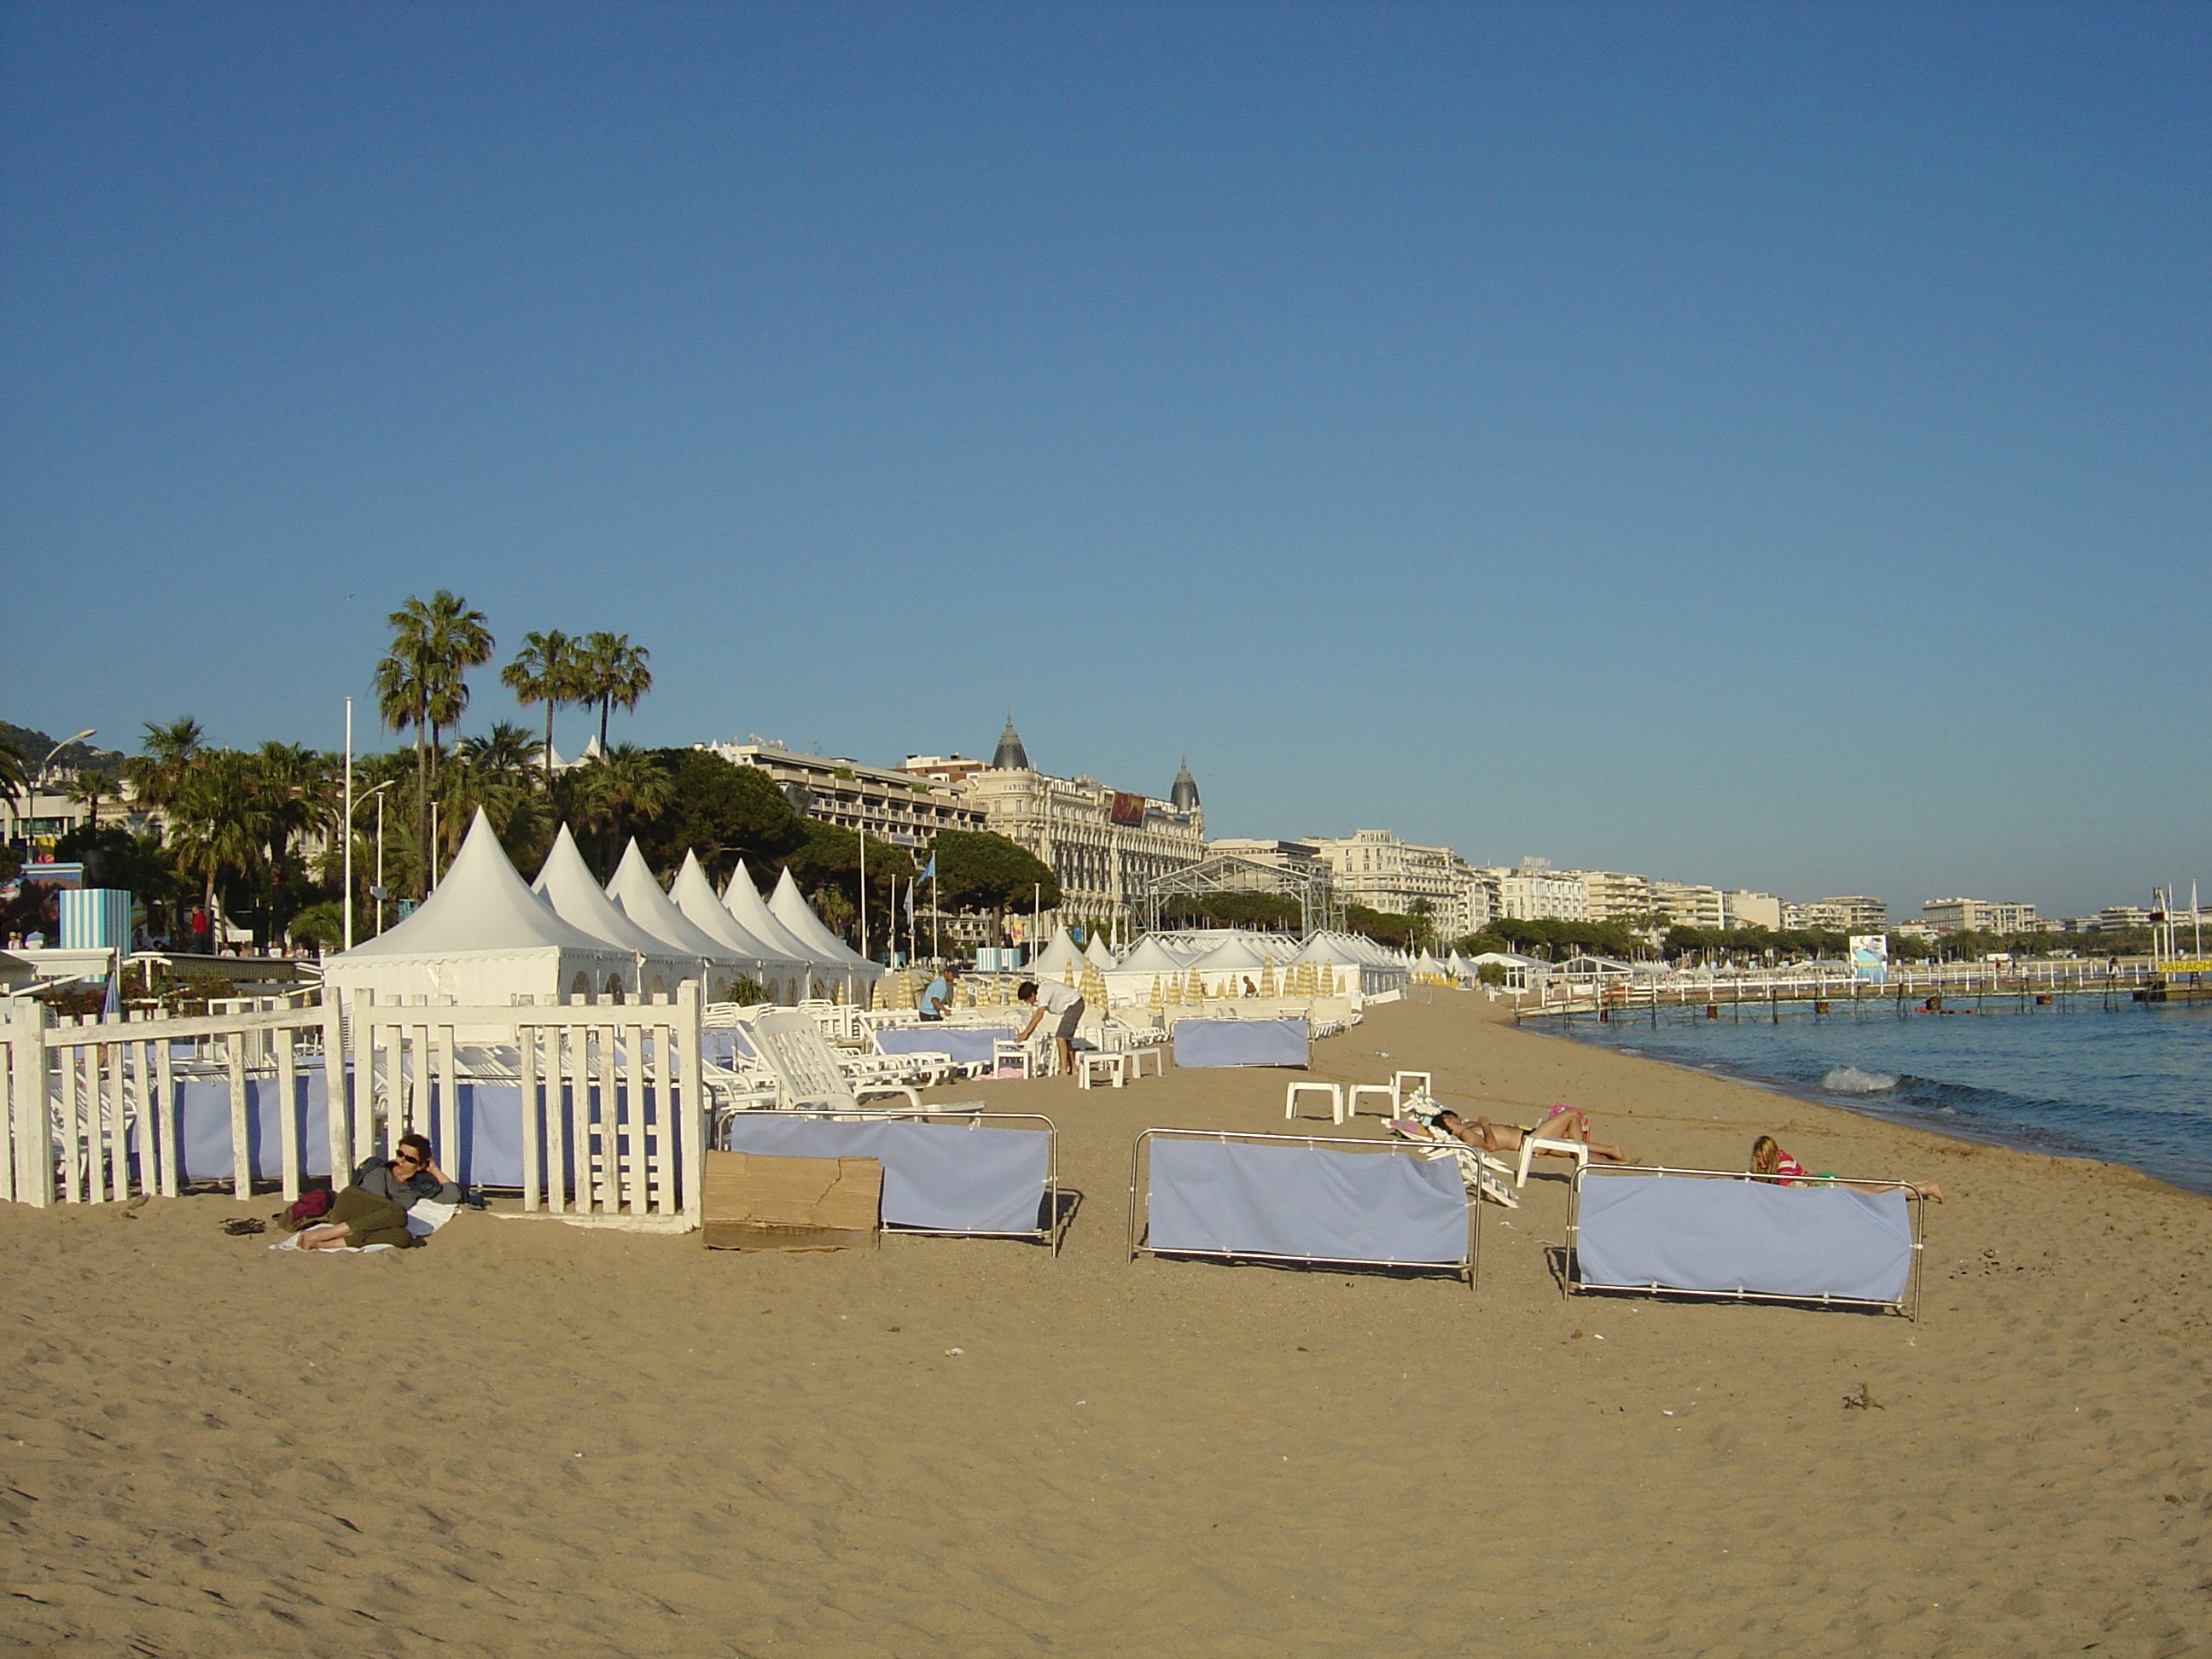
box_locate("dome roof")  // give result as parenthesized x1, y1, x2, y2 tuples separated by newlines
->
(1170, 757, 1200, 811)
(992, 715, 1030, 771)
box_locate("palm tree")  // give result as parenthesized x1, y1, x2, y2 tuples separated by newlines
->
(166, 751, 268, 950)
(452, 720, 544, 780)
(502, 630, 585, 784)
(123, 717, 205, 810)
(376, 592, 493, 899)
(579, 632, 654, 749)
(557, 744, 674, 873)
(63, 770, 111, 830)
(252, 742, 326, 934)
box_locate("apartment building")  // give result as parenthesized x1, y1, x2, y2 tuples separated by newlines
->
(1485, 864, 1590, 923)
(1302, 830, 1493, 939)
(1723, 891, 1784, 931)
(1650, 881, 1727, 931)
(702, 741, 985, 849)
(1922, 897, 2040, 934)
(1569, 870, 1655, 923)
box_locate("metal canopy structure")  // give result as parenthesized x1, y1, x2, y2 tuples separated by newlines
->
(1136, 853, 1342, 939)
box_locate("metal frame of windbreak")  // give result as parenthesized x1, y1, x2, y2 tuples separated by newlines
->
(717, 1108, 1065, 1254)
(1565, 1164, 1925, 1318)
(1126, 1127, 1478, 1287)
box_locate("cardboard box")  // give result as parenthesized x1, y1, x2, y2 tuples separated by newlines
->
(701, 1150, 882, 1250)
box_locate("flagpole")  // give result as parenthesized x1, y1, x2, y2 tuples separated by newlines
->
(858, 827, 868, 963)
(341, 697, 354, 952)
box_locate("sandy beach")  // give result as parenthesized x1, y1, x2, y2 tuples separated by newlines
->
(4, 990, 2209, 1658)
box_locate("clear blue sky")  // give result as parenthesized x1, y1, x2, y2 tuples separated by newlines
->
(3, 2, 2205, 919)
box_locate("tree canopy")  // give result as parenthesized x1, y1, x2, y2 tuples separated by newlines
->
(632, 748, 805, 882)
(929, 830, 1059, 917)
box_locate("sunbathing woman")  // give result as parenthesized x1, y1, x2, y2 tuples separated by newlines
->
(296, 1134, 461, 1251)
(1749, 1135, 1945, 1202)
(1433, 1106, 1633, 1165)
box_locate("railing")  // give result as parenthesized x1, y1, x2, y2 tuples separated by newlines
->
(2, 984, 705, 1224)
(3, 998, 343, 1207)
(1520, 961, 2163, 1017)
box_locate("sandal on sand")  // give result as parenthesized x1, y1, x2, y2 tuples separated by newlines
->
(222, 1217, 266, 1236)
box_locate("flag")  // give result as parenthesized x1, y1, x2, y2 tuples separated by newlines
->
(903, 879, 914, 922)
(923, 855, 936, 881)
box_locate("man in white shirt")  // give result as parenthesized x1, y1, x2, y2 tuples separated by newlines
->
(1014, 979, 1084, 1077)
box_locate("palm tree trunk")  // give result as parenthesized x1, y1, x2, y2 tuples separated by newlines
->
(599, 696, 610, 750)
(544, 701, 556, 786)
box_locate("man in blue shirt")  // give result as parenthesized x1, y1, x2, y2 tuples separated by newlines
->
(917, 963, 958, 1021)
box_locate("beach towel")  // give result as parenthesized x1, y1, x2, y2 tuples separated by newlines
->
(269, 1200, 461, 1254)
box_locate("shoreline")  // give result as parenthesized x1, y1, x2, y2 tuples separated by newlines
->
(1514, 999, 2212, 1201)
(3, 991, 2209, 1657)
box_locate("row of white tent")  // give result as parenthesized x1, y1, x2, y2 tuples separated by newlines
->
(323, 809, 884, 1009)
(1017, 926, 1416, 1000)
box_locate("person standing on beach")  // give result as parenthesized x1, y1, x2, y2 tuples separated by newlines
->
(917, 963, 958, 1021)
(1015, 979, 1083, 1076)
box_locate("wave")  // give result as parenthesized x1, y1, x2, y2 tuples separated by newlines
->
(1821, 1065, 1899, 1095)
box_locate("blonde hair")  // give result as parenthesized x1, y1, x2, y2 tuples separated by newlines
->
(1749, 1135, 1781, 1175)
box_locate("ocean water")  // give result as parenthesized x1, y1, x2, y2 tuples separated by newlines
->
(1552, 997, 2212, 1196)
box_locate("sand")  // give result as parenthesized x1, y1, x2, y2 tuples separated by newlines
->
(3, 992, 2209, 1658)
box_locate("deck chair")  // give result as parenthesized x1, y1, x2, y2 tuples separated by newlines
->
(1387, 1114, 1519, 1209)
(1515, 1134, 1592, 1188)
(742, 1007, 981, 1116)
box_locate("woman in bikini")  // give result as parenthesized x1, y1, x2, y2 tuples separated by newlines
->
(1750, 1135, 1945, 1202)
(1433, 1105, 1632, 1165)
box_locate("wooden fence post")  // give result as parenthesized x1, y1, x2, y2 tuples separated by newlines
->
(9, 1002, 53, 1207)
(678, 980, 703, 1226)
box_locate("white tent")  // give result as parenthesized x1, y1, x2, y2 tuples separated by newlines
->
(530, 825, 696, 999)
(669, 851, 809, 1000)
(725, 861, 840, 988)
(1083, 934, 1117, 972)
(766, 868, 884, 987)
(1029, 927, 1084, 977)
(324, 809, 634, 1006)
(1114, 936, 1189, 977)
(603, 840, 755, 1001)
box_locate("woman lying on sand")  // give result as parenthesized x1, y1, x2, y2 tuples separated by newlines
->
(1750, 1135, 1945, 1202)
(1432, 1106, 1633, 1165)
(295, 1134, 462, 1251)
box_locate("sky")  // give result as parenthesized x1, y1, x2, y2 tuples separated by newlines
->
(2, 1, 2205, 920)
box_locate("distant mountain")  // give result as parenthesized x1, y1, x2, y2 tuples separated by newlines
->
(0, 722, 125, 777)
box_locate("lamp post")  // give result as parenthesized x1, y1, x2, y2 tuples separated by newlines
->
(352, 779, 395, 939)
(15, 729, 96, 846)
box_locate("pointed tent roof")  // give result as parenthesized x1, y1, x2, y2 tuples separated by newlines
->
(766, 868, 881, 973)
(1113, 936, 1188, 975)
(1083, 934, 1117, 971)
(531, 824, 685, 963)
(1293, 933, 1365, 967)
(670, 851, 803, 969)
(1030, 927, 1084, 975)
(333, 809, 626, 963)
(725, 861, 835, 968)
(604, 840, 744, 966)
(1191, 935, 1271, 974)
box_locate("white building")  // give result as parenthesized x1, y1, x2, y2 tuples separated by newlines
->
(1924, 897, 2040, 934)
(1724, 890, 1784, 931)
(1485, 862, 1590, 923)
(1301, 830, 1492, 939)
(703, 740, 984, 851)
(1650, 881, 1727, 931)
(1568, 870, 1655, 924)
(903, 720, 1206, 935)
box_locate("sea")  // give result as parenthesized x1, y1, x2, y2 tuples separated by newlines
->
(1551, 995, 2212, 1197)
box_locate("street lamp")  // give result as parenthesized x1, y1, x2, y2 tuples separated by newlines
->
(356, 780, 396, 936)
(12, 729, 96, 846)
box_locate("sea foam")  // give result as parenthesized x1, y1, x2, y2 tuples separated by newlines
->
(1822, 1065, 1900, 1095)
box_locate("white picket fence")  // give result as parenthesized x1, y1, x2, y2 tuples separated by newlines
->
(0, 984, 704, 1223)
